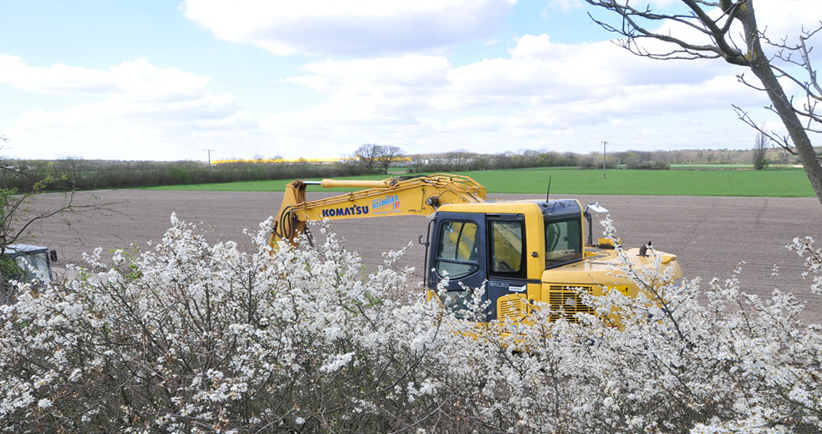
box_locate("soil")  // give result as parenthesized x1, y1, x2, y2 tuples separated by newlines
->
(26, 189, 822, 320)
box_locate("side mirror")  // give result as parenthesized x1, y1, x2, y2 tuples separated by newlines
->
(49, 250, 58, 263)
(585, 202, 609, 214)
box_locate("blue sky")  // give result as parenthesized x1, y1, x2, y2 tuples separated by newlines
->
(0, 0, 819, 161)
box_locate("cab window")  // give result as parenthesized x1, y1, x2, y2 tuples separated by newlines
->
(435, 221, 479, 279)
(13, 253, 51, 283)
(545, 217, 582, 268)
(489, 220, 525, 278)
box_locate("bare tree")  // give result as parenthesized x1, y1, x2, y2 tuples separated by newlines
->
(447, 149, 471, 167)
(408, 155, 426, 173)
(584, 0, 822, 206)
(753, 130, 768, 170)
(355, 144, 380, 171)
(375, 145, 404, 173)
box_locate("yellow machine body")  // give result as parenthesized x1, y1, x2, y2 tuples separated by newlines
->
(270, 174, 682, 325)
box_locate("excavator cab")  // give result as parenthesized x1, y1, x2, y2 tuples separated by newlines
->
(426, 201, 560, 321)
(1, 244, 57, 294)
(426, 199, 604, 322)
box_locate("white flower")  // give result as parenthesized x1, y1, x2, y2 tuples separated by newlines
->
(112, 249, 125, 265)
(320, 352, 355, 373)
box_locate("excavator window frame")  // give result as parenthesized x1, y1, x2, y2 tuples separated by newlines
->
(433, 220, 480, 280)
(544, 216, 583, 269)
(487, 217, 527, 280)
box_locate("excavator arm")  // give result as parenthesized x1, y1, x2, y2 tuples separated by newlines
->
(270, 173, 487, 247)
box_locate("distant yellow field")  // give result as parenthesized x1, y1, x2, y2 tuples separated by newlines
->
(214, 157, 412, 164)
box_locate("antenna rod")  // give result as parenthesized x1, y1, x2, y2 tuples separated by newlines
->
(545, 175, 552, 203)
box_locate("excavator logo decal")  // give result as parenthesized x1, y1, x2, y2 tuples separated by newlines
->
(321, 205, 370, 217)
(371, 195, 401, 214)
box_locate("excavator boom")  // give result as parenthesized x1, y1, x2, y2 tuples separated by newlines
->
(270, 173, 487, 246)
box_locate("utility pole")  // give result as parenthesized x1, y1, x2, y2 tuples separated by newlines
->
(203, 149, 215, 166)
(602, 141, 608, 179)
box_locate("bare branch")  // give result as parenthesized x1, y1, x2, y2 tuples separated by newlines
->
(733, 104, 796, 154)
(585, 0, 748, 64)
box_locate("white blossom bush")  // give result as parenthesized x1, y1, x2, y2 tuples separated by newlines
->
(0, 215, 453, 433)
(789, 237, 822, 296)
(0, 214, 820, 433)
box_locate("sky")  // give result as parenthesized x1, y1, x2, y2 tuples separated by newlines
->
(1, 0, 820, 162)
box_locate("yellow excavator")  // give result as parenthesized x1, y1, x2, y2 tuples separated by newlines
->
(271, 173, 682, 323)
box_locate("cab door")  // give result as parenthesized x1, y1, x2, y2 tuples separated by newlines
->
(427, 212, 487, 318)
(485, 214, 530, 322)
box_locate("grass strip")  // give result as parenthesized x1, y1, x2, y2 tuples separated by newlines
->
(144, 167, 816, 197)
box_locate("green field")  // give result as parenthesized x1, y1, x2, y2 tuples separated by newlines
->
(145, 167, 816, 197)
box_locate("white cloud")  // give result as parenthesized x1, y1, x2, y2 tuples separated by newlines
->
(1, 56, 257, 160)
(754, 0, 822, 39)
(0, 55, 115, 95)
(258, 0, 811, 157)
(286, 55, 450, 94)
(182, 0, 516, 56)
(6, 0, 814, 161)
(252, 30, 773, 158)
(0, 56, 209, 101)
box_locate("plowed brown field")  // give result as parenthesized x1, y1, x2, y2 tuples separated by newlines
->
(28, 190, 822, 319)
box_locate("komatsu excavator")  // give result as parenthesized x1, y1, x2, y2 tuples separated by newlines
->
(271, 173, 681, 323)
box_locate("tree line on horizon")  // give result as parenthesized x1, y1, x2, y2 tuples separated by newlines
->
(0, 144, 812, 193)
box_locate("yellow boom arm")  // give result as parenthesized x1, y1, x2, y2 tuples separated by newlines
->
(270, 173, 487, 246)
